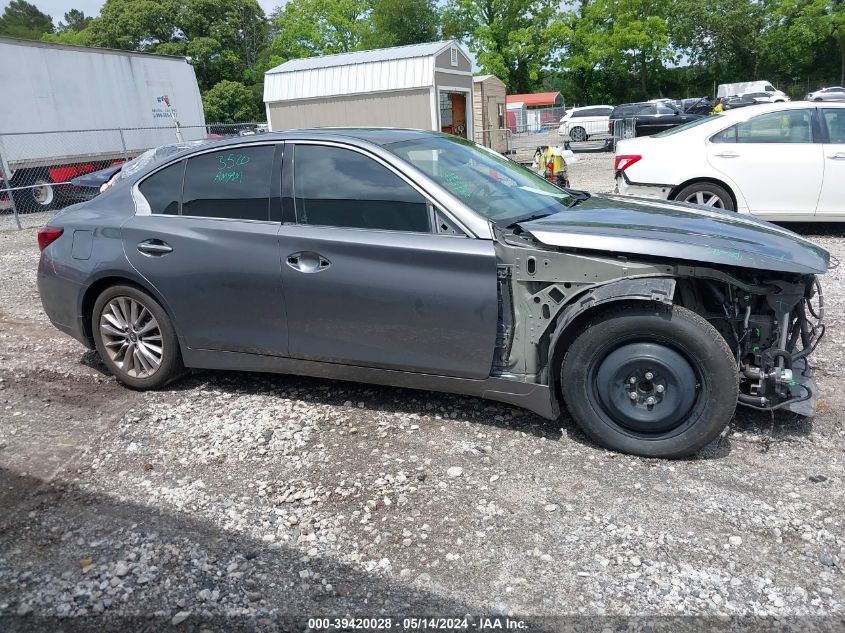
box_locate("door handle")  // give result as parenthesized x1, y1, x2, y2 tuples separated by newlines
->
(827, 152, 845, 160)
(286, 251, 331, 273)
(137, 239, 172, 256)
(714, 151, 740, 158)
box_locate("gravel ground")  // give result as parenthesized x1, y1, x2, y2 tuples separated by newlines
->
(1, 156, 844, 632)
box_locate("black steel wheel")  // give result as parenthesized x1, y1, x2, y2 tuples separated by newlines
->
(560, 303, 738, 458)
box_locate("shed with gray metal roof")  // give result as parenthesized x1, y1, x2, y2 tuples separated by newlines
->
(263, 41, 477, 143)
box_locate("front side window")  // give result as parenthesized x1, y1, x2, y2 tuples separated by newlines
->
(713, 110, 814, 144)
(293, 145, 430, 232)
(138, 161, 183, 215)
(386, 134, 574, 226)
(182, 146, 274, 220)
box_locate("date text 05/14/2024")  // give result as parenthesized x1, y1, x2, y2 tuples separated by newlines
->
(307, 617, 529, 630)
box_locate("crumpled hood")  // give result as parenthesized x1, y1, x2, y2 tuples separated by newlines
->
(518, 195, 829, 275)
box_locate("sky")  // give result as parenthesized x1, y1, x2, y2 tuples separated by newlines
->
(1, 0, 283, 23)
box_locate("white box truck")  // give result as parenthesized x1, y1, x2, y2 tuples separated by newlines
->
(0, 37, 206, 212)
(717, 80, 789, 101)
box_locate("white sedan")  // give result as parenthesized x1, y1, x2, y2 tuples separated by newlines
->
(615, 101, 845, 221)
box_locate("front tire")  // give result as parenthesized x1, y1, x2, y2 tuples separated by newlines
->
(560, 304, 738, 458)
(674, 182, 735, 211)
(569, 126, 587, 142)
(93, 285, 183, 390)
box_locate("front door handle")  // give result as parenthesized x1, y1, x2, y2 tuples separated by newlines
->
(827, 152, 845, 160)
(137, 239, 173, 256)
(714, 151, 740, 158)
(286, 251, 331, 273)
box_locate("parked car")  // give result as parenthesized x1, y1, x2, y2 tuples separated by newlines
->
(615, 101, 845, 221)
(610, 102, 703, 138)
(38, 129, 828, 458)
(722, 94, 759, 110)
(743, 91, 792, 104)
(679, 97, 714, 115)
(807, 86, 845, 102)
(558, 105, 614, 142)
(717, 81, 789, 101)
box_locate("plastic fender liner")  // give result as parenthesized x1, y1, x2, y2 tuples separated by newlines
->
(547, 276, 677, 401)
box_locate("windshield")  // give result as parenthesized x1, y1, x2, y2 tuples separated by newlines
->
(653, 116, 719, 137)
(385, 135, 574, 226)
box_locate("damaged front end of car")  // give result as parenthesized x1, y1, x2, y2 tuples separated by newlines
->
(492, 196, 830, 419)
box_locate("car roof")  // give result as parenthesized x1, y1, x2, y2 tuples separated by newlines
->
(123, 128, 459, 182)
(569, 105, 612, 111)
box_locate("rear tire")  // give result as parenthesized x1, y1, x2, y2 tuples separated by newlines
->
(674, 182, 735, 211)
(93, 285, 183, 390)
(560, 303, 738, 458)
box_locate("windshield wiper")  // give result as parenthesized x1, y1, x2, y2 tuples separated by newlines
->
(505, 211, 554, 228)
(566, 189, 591, 206)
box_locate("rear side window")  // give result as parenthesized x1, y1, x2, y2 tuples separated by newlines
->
(713, 110, 813, 144)
(824, 109, 845, 144)
(293, 145, 430, 232)
(182, 146, 274, 220)
(139, 161, 183, 215)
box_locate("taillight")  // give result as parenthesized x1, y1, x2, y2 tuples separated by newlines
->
(37, 225, 64, 251)
(614, 155, 642, 171)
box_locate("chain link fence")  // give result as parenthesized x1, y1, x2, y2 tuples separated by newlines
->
(0, 122, 267, 228)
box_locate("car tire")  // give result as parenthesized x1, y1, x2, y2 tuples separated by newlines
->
(93, 284, 184, 390)
(814, 98, 823, 102)
(560, 303, 738, 458)
(673, 182, 735, 211)
(569, 126, 587, 142)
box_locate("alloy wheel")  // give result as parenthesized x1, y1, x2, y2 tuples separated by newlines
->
(683, 190, 725, 208)
(99, 296, 163, 378)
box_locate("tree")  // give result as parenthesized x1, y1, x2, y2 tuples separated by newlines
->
(202, 80, 261, 122)
(669, 0, 767, 84)
(367, 0, 439, 48)
(58, 9, 93, 33)
(443, 0, 567, 93)
(270, 0, 372, 63)
(0, 0, 53, 39)
(566, 0, 672, 100)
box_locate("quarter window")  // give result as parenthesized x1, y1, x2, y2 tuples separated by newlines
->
(182, 146, 274, 220)
(138, 161, 183, 215)
(293, 145, 430, 232)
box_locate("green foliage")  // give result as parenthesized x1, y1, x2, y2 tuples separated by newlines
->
(202, 80, 261, 122)
(58, 9, 93, 33)
(270, 0, 372, 62)
(443, 0, 567, 93)
(0, 0, 53, 39)
(366, 0, 440, 48)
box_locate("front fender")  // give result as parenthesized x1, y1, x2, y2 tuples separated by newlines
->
(548, 277, 677, 400)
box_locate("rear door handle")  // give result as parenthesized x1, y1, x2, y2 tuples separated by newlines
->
(827, 152, 845, 160)
(714, 151, 740, 158)
(286, 251, 331, 273)
(137, 239, 173, 256)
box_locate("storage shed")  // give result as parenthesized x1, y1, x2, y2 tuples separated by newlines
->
(264, 41, 475, 140)
(472, 74, 507, 153)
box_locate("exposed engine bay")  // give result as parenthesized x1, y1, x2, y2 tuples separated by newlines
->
(678, 274, 824, 415)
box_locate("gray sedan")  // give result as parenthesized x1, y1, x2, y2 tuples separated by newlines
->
(807, 86, 845, 101)
(37, 129, 828, 458)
